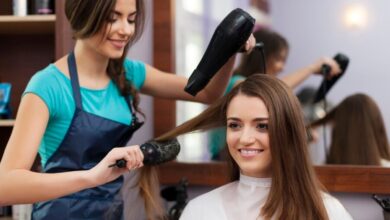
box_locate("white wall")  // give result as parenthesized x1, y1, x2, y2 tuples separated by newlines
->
(271, 0, 390, 139)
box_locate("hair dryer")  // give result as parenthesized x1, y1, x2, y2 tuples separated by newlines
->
(313, 53, 349, 103)
(184, 8, 255, 96)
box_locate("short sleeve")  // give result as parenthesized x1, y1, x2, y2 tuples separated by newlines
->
(124, 59, 146, 90)
(23, 67, 61, 117)
(225, 75, 246, 94)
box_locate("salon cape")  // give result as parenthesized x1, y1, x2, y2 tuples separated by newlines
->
(381, 158, 390, 167)
(180, 174, 353, 220)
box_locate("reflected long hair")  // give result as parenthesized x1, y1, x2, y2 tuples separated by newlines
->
(311, 93, 390, 165)
(156, 74, 328, 220)
(234, 28, 288, 76)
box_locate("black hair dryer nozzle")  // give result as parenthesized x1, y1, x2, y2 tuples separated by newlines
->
(184, 8, 255, 96)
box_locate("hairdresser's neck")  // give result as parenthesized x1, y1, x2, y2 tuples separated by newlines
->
(74, 40, 109, 78)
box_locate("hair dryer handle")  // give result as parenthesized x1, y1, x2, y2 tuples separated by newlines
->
(313, 53, 349, 103)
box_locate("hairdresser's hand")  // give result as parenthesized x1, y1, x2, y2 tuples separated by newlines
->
(87, 146, 144, 187)
(241, 34, 256, 54)
(307, 127, 320, 144)
(311, 57, 341, 79)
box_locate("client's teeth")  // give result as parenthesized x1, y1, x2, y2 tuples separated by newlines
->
(241, 149, 262, 156)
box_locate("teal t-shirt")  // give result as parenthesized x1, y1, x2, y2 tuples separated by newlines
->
(24, 59, 146, 167)
(208, 75, 245, 159)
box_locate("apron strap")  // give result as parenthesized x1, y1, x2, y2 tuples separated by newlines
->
(67, 52, 83, 109)
(125, 96, 143, 128)
(67, 51, 143, 127)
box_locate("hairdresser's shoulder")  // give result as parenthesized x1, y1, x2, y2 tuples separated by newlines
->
(123, 58, 146, 74)
(28, 64, 67, 87)
(123, 58, 146, 90)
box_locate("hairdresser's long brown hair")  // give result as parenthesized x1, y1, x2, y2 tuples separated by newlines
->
(65, 0, 145, 116)
(234, 28, 288, 76)
(157, 74, 328, 220)
(311, 93, 390, 165)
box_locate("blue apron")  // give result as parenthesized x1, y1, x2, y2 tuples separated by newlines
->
(32, 52, 143, 220)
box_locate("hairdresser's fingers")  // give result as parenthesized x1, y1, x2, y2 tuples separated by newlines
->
(126, 145, 144, 169)
(104, 147, 132, 168)
(125, 147, 138, 169)
(326, 59, 342, 79)
(238, 34, 256, 53)
(307, 128, 320, 144)
(89, 147, 139, 186)
(312, 57, 341, 79)
(134, 145, 144, 167)
(244, 34, 256, 54)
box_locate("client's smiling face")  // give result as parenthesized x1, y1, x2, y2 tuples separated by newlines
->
(226, 94, 272, 178)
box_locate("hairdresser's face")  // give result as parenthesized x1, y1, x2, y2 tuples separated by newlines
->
(226, 94, 271, 178)
(85, 0, 136, 59)
(267, 48, 288, 76)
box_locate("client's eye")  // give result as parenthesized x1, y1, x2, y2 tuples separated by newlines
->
(227, 122, 240, 130)
(257, 123, 269, 131)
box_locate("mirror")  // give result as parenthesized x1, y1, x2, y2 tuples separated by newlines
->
(150, 2, 390, 219)
(173, 0, 390, 168)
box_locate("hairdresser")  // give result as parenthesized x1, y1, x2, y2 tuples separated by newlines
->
(0, 0, 255, 219)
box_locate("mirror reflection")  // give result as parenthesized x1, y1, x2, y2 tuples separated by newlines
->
(174, 0, 390, 168)
(309, 93, 390, 167)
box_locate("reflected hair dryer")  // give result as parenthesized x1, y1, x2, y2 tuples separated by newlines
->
(109, 138, 180, 168)
(184, 8, 255, 96)
(313, 53, 349, 103)
(161, 178, 189, 220)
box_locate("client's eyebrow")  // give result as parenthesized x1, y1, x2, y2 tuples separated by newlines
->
(253, 118, 269, 121)
(227, 117, 269, 121)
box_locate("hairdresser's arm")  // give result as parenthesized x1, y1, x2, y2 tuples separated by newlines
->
(281, 57, 341, 89)
(141, 35, 256, 104)
(0, 94, 142, 205)
(141, 56, 234, 104)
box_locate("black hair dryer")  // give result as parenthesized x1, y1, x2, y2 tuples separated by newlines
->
(184, 8, 255, 96)
(312, 53, 349, 103)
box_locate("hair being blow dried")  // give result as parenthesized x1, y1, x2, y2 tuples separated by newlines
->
(155, 74, 328, 220)
(234, 29, 289, 76)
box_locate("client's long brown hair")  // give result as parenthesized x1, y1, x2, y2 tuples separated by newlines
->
(146, 74, 328, 220)
(310, 93, 390, 165)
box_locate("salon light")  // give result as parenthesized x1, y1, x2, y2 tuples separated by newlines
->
(344, 4, 368, 29)
(182, 1, 203, 15)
